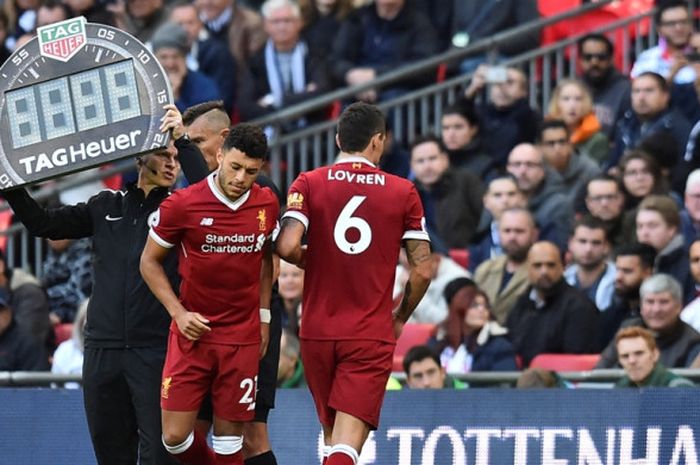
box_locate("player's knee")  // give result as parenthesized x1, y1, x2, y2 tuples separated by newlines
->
(162, 429, 192, 448)
(212, 435, 243, 455)
(162, 430, 194, 453)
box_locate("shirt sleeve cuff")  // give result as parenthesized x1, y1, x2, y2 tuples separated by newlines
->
(282, 210, 309, 230)
(149, 228, 174, 248)
(402, 230, 430, 241)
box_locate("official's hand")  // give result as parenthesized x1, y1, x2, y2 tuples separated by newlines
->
(174, 311, 211, 341)
(260, 323, 270, 359)
(160, 104, 186, 140)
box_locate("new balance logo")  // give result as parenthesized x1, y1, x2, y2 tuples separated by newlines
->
(200, 218, 214, 226)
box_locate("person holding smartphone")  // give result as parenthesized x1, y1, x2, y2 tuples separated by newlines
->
(463, 64, 541, 169)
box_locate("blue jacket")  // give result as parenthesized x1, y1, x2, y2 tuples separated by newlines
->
(471, 335, 518, 371)
(610, 108, 691, 169)
(175, 70, 222, 113)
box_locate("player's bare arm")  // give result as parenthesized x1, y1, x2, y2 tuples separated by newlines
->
(275, 217, 307, 267)
(259, 238, 274, 359)
(140, 236, 211, 340)
(393, 239, 432, 336)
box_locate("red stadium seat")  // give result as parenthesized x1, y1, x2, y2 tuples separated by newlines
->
(0, 207, 12, 252)
(327, 100, 342, 120)
(99, 164, 122, 191)
(529, 353, 601, 371)
(448, 248, 469, 269)
(53, 323, 73, 345)
(436, 63, 448, 83)
(392, 323, 437, 371)
(539, 0, 653, 72)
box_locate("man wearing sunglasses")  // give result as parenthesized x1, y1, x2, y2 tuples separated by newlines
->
(577, 33, 630, 138)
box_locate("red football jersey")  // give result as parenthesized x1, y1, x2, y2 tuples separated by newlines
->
(150, 173, 280, 345)
(283, 157, 429, 343)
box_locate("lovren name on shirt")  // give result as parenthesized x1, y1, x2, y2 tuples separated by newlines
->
(327, 169, 386, 186)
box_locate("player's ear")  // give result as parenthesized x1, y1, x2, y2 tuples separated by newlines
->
(370, 132, 382, 151)
(216, 147, 224, 164)
(220, 127, 230, 140)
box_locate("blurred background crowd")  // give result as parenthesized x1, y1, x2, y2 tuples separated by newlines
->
(4, 0, 700, 390)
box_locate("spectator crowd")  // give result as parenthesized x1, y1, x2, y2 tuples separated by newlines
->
(4, 0, 700, 392)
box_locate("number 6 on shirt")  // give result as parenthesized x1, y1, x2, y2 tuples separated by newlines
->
(333, 195, 372, 255)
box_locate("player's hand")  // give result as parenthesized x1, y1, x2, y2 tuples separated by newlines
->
(259, 323, 270, 359)
(174, 311, 211, 341)
(297, 245, 308, 269)
(160, 104, 186, 140)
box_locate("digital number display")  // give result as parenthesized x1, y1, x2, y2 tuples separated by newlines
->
(0, 19, 173, 189)
(5, 59, 141, 149)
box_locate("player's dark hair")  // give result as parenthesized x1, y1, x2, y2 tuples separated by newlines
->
(403, 345, 441, 375)
(336, 102, 385, 153)
(614, 243, 657, 269)
(409, 134, 447, 155)
(655, 0, 688, 25)
(182, 100, 229, 126)
(538, 119, 570, 141)
(223, 123, 268, 159)
(577, 32, 613, 56)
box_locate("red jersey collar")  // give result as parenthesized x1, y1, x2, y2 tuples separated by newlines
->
(335, 156, 376, 168)
(207, 172, 251, 211)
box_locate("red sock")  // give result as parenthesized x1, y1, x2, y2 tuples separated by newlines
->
(215, 451, 243, 465)
(326, 453, 354, 465)
(169, 431, 217, 465)
(322, 445, 331, 464)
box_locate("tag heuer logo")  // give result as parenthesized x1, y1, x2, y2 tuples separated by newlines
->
(37, 16, 87, 62)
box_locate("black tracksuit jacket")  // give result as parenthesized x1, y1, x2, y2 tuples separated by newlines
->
(3, 138, 207, 348)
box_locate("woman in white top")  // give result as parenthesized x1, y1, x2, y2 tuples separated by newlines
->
(51, 298, 88, 389)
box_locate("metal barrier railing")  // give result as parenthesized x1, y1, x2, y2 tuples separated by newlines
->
(251, 0, 615, 127)
(4, 368, 700, 387)
(0, 2, 667, 275)
(266, 8, 659, 189)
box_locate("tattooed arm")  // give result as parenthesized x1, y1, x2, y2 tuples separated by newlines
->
(393, 239, 433, 337)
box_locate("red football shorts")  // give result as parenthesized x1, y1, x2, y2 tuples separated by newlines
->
(300, 338, 394, 429)
(161, 331, 259, 421)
